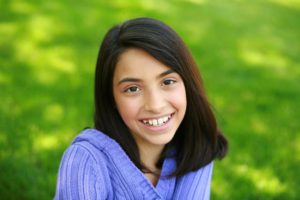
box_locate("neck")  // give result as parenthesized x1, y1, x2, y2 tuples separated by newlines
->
(138, 144, 164, 172)
(138, 144, 164, 186)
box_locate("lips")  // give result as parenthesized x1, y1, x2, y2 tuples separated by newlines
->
(140, 113, 173, 127)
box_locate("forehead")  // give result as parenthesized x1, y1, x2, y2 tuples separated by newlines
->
(114, 48, 171, 79)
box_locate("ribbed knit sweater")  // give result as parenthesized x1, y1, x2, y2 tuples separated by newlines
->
(54, 128, 213, 200)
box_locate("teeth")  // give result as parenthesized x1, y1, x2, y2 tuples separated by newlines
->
(141, 114, 172, 127)
(149, 120, 153, 125)
(163, 116, 168, 122)
(158, 118, 163, 125)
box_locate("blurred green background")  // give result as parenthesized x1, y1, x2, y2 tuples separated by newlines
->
(1, 0, 300, 199)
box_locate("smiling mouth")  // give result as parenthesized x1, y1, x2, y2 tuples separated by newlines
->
(140, 113, 174, 127)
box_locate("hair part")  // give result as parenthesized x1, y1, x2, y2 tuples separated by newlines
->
(94, 17, 228, 176)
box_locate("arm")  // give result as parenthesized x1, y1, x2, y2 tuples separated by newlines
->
(54, 144, 109, 200)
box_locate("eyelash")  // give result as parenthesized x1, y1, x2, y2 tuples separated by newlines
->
(124, 86, 140, 93)
(162, 79, 177, 86)
(123, 79, 177, 94)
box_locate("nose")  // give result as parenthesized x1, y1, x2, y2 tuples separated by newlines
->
(144, 88, 166, 113)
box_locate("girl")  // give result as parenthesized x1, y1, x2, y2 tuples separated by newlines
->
(55, 17, 228, 200)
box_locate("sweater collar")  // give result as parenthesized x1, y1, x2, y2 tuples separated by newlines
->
(73, 128, 177, 199)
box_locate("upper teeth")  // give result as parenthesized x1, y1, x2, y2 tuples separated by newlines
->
(142, 114, 171, 127)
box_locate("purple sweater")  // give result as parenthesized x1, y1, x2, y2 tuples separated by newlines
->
(55, 128, 213, 199)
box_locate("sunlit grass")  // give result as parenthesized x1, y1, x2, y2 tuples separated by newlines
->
(269, 0, 300, 9)
(238, 38, 300, 78)
(1, 0, 299, 199)
(235, 164, 287, 195)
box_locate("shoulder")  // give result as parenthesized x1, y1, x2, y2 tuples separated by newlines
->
(59, 141, 109, 172)
(173, 162, 214, 200)
(55, 129, 113, 199)
(58, 128, 119, 177)
(72, 128, 117, 150)
(59, 128, 117, 168)
(179, 162, 213, 183)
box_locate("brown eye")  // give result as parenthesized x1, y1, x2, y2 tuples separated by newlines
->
(163, 79, 176, 86)
(124, 86, 140, 93)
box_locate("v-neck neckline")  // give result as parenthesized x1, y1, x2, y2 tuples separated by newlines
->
(77, 129, 177, 199)
(106, 136, 177, 198)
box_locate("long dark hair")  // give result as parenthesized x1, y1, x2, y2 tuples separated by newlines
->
(94, 17, 228, 176)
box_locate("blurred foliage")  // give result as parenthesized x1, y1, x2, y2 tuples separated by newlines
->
(0, 0, 299, 199)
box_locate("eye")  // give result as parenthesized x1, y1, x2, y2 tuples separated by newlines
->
(162, 79, 176, 86)
(124, 86, 141, 93)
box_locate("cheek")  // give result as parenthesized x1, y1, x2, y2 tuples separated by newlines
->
(115, 98, 140, 124)
(169, 85, 187, 112)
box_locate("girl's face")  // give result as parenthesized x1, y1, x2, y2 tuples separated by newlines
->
(113, 48, 187, 151)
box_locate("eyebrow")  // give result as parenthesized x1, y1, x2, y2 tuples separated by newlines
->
(118, 69, 175, 85)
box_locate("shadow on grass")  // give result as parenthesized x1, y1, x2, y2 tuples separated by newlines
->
(0, 0, 299, 199)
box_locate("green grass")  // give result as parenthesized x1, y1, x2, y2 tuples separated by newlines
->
(1, 0, 299, 199)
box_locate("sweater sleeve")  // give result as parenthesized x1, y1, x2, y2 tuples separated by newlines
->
(54, 144, 109, 200)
